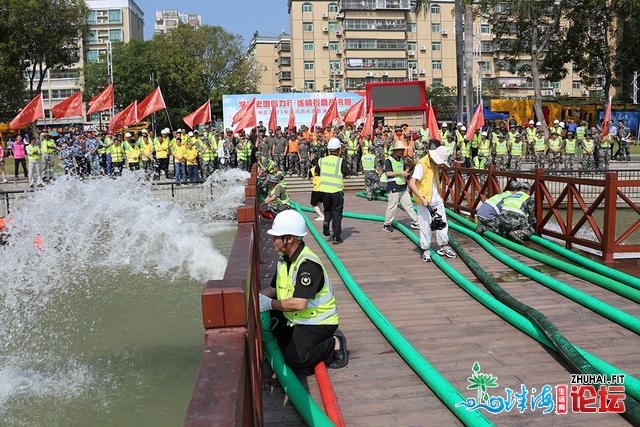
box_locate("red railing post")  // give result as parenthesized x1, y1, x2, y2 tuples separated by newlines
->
(487, 164, 496, 197)
(534, 167, 544, 235)
(454, 162, 461, 213)
(602, 171, 618, 262)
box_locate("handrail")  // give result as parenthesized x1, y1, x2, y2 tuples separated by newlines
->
(184, 165, 262, 427)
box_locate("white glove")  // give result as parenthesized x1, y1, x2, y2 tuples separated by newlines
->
(259, 294, 274, 312)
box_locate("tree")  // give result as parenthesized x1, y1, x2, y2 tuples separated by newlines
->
(615, 0, 640, 100)
(487, 0, 566, 134)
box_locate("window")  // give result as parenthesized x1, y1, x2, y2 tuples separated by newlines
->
(572, 81, 581, 89)
(86, 49, 99, 63)
(304, 61, 314, 70)
(303, 22, 313, 32)
(552, 81, 561, 89)
(280, 71, 291, 80)
(108, 9, 122, 23)
(431, 23, 441, 33)
(430, 4, 440, 13)
(86, 30, 98, 44)
(330, 60, 341, 70)
(481, 23, 490, 34)
(432, 60, 442, 70)
(479, 61, 491, 72)
(407, 42, 417, 51)
(432, 78, 443, 86)
(303, 42, 314, 51)
(280, 86, 292, 93)
(109, 29, 123, 42)
(304, 80, 315, 90)
(50, 69, 79, 79)
(87, 10, 97, 24)
(406, 22, 416, 32)
(408, 60, 417, 69)
(328, 3, 339, 12)
(302, 2, 313, 13)
(279, 57, 291, 66)
(329, 41, 340, 51)
(328, 21, 339, 32)
(432, 41, 441, 51)
(41, 91, 49, 100)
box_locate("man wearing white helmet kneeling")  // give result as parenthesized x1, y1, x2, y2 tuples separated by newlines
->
(259, 210, 348, 374)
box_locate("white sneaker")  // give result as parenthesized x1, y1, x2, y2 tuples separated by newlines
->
(314, 216, 325, 221)
(437, 246, 457, 258)
(410, 222, 420, 230)
(421, 250, 431, 262)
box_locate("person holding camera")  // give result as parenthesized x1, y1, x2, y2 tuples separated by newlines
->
(408, 145, 456, 262)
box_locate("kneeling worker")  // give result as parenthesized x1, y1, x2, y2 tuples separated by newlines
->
(260, 170, 290, 215)
(259, 210, 348, 374)
(497, 183, 535, 243)
(476, 181, 520, 234)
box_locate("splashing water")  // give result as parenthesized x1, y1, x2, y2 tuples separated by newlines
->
(0, 169, 248, 425)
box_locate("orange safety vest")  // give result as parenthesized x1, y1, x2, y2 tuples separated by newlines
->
(288, 139, 299, 153)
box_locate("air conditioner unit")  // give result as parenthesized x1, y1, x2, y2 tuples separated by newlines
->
(336, 50, 342, 56)
(546, 90, 553, 96)
(419, 69, 426, 75)
(554, 89, 561, 94)
(322, 12, 328, 19)
(563, 92, 570, 96)
(336, 12, 344, 19)
(420, 45, 427, 51)
(336, 70, 343, 76)
(323, 27, 328, 32)
(336, 30, 342, 37)
(366, 71, 374, 77)
(382, 71, 389, 76)
(441, 30, 448, 36)
(407, 50, 415, 56)
(323, 42, 329, 48)
(411, 69, 417, 74)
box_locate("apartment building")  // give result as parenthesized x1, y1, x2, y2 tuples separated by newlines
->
(154, 9, 202, 35)
(248, 34, 292, 94)
(252, 0, 595, 99)
(38, 0, 144, 125)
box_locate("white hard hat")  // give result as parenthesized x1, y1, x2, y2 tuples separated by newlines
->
(188, 131, 194, 137)
(536, 121, 542, 126)
(457, 122, 463, 127)
(267, 210, 308, 237)
(559, 121, 565, 128)
(481, 131, 488, 136)
(176, 128, 183, 133)
(125, 132, 132, 138)
(442, 122, 448, 128)
(461, 126, 466, 131)
(161, 128, 169, 134)
(553, 119, 559, 124)
(528, 120, 534, 125)
(141, 129, 148, 134)
(327, 137, 341, 150)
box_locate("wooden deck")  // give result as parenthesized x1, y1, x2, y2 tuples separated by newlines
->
(260, 191, 639, 426)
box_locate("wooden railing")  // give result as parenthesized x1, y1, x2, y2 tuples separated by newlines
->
(184, 165, 263, 427)
(441, 164, 640, 261)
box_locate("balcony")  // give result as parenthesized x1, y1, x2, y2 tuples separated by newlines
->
(340, 0, 410, 11)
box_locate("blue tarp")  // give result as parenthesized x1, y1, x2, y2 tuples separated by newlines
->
(453, 107, 508, 122)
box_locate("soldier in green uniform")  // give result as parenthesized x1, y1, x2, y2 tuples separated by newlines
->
(496, 183, 536, 243)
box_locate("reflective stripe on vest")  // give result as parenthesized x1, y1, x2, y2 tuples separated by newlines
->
(275, 246, 338, 325)
(318, 155, 344, 193)
(502, 192, 530, 216)
(479, 140, 491, 156)
(361, 153, 376, 171)
(582, 139, 595, 154)
(565, 139, 576, 154)
(548, 138, 561, 152)
(388, 157, 405, 185)
(534, 137, 546, 152)
(510, 141, 523, 156)
(496, 141, 508, 155)
(485, 191, 512, 216)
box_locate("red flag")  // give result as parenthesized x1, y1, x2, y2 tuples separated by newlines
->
(287, 104, 296, 130)
(601, 97, 612, 137)
(137, 87, 166, 121)
(342, 98, 365, 125)
(322, 97, 339, 128)
(465, 101, 485, 140)
(268, 104, 278, 133)
(234, 101, 257, 132)
(183, 100, 211, 129)
(427, 103, 441, 142)
(310, 105, 318, 130)
(10, 93, 45, 129)
(231, 97, 255, 126)
(87, 84, 114, 116)
(108, 101, 138, 133)
(52, 91, 83, 119)
(362, 101, 374, 138)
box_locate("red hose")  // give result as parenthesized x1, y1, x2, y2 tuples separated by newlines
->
(314, 362, 346, 427)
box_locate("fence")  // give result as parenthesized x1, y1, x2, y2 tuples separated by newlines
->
(441, 165, 640, 261)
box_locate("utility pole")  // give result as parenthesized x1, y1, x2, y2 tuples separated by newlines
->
(107, 40, 114, 118)
(632, 71, 638, 104)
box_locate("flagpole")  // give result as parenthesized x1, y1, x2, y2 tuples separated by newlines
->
(164, 108, 173, 132)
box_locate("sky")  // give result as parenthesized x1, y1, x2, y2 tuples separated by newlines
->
(135, 0, 291, 45)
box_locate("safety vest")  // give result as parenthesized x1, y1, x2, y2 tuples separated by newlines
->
(310, 167, 320, 191)
(600, 136, 611, 148)
(275, 246, 338, 325)
(440, 129, 449, 140)
(460, 140, 471, 158)
(565, 138, 576, 154)
(361, 153, 376, 171)
(185, 147, 199, 165)
(361, 137, 372, 150)
(270, 182, 289, 204)
(510, 141, 523, 156)
(288, 139, 299, 153)
(155, 138, 170, 159)
(526, 128, 537, 142)
(318, 155, 344, 193)
(507, 132, 517, 145)
(472, 133, 481, 149)
(548, 138, 561, 153)
(582, 139, 595, 154)
(419, 128, 429, 142)
(411, 154, 439, 203)
(173, 144, 186, 162)
(479, 139, 491, 157)
(388, 157, 405, 186)
(496, 140, 508, 155)
(575, 126, 586, 140)
(41, 138, 56, 154)
(237, 142, 251, 161)
(346, 137, 358, 155)
(98, 139, 109, 154)
(534, 137, 546, 152)
(110, 144, 125, 162)
(473, 156, 487, 169)
(485, 191, 512, 216)
(125, 146, 140, 163)
(200, 142, 216, 161)
(502, 191, 530, 217)
(26, 144, 40, 161)
(444, 138, 456, 153)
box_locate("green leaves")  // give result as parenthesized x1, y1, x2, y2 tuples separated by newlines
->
(466, 362, 499, 403)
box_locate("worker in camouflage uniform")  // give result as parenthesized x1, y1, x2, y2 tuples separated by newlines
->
(563, 132, 577, 170)
(581, 130, 596, 170)
(533, 129, 547, 169)
(494, 133, 509, 171)
(496, 182, 536, 243)
(372, 130, 386, 166)
(476, 181, 520, 234)
(260, 171, 290, 215)
(616, 120, 631, 161)
(361, 145, 380, 200)
(509, 133, 525, 171)
(597, 133, 612, 170)
(546, 131, 562, 171)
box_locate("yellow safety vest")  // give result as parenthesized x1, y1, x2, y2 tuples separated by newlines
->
(411, 154, 440, 203)
(388, 157, 405, 186)
(565, 138, 576, 154)
(110, 144, 125, 162)
(582, 139, 595, 154)
(41, 138, 56, 154)
(310, 167, 320, 192)
(155, 138, 170, 159)
(548, 138, 561, 153)
(534, 137, 546, 152)
(275, 246, 338, 325)
(361, 153, 376, 171)
(125, 146, 140, 163)
(496, 140, 508, 155)
(318, 155, 344, 193)
(479, 139, 491, 157)
(510, 141, 523, 156)
(502, 191, 530, 217)
(26, 145, 41, 161)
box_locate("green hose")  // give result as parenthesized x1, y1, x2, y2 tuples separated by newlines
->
(447, 235, 640, 425)
(302, 203, 640, 403)
(260, 312, 335, 427)
(291, 202, 494, 427)
(445, 209, 640, 300)
(530, 235, 640, 290)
